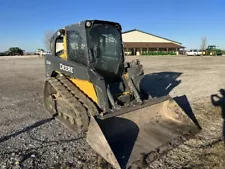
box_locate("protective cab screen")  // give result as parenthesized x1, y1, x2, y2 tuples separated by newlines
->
(67, 29, 87, 65)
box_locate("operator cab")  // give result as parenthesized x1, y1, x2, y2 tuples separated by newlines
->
(51, 20, 125, 81)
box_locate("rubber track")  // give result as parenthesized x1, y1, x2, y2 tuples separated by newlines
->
(47, 77, 89, 133)
(56, 75, 99, 116)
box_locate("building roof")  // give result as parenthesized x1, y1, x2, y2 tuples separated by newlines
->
(123, 42, 184, 48)
(122, 29, 182, 45)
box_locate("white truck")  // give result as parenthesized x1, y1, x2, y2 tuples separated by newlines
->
(34, 49, 52, 56)
(34, 49, 45, 55)
(186, 49, 202, 56)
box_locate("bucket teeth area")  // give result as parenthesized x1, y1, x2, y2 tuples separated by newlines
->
(87, 97, 200, 169)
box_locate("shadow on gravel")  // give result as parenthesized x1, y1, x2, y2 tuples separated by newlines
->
(0, 117, 55, 143)
(211, 89, 225, 144)
(174, 95, 202, 130)
(140, 72, 201, 129)
(140, 72, 182, 98)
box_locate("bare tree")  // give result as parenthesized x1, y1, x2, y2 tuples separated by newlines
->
(200, 37, 207, 50)
(43, 30, 55, 51)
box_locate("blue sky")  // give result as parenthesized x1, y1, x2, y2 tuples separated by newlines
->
(0, 0, 224, 52)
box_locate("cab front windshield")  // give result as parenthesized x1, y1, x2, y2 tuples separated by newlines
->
(87, 23, 122, 76)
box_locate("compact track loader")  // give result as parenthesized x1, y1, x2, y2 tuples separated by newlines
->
(43, 20, 200, 169)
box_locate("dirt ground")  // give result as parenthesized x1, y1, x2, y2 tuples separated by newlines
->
(0, 55, 225, 169)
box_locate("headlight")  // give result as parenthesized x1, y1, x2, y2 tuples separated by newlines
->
(85, 21, 92, 28)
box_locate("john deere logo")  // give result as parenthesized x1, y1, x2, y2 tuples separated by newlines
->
(60, 63, 74, 73)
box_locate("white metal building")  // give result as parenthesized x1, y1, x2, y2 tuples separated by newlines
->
(122, 29, 184, 55)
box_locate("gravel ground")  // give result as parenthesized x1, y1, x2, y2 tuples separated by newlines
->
(0, 55, 225, 169)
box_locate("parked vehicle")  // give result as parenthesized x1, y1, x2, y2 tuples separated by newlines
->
(34, 49, 45, 55)
(40, 51, 51, 56)
(0, 52, 5, 56)
(186, 49, 202, 56)
(5, 47, 24, 56)
(202, 45, 223, 56)
(198, 50, 203, 55)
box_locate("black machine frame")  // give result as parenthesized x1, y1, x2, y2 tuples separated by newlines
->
(44, 20, 164, 118)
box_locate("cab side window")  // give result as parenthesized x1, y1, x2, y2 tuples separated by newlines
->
(55, 37, 64, 57)
(67, 30, 87, 65)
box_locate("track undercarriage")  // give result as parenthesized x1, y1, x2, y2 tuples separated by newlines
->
(43, 75, 98, 134)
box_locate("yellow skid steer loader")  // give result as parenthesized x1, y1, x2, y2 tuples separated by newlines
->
(43, 20, 200, 169)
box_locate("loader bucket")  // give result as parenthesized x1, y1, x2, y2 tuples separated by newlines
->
(87, 96, 200, 169)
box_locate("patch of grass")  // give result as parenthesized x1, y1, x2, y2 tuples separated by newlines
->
(182, 101, 225, 169)
(187, 141, 225, 169)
